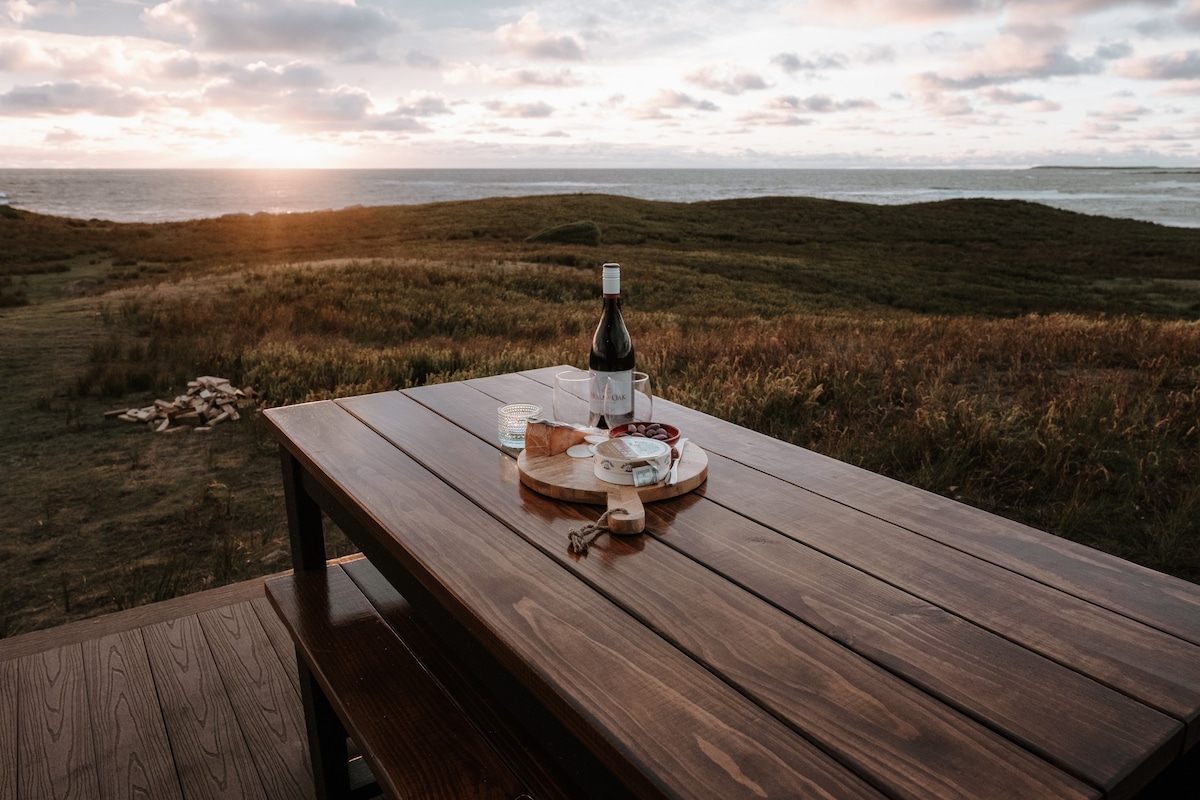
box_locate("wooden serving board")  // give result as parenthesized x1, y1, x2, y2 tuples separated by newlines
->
(517, 444, 708, 506)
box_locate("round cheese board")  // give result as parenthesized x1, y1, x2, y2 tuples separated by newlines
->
(517, 442, 707, 535)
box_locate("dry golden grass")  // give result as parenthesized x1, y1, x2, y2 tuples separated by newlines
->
(1, 194, 1198, 635)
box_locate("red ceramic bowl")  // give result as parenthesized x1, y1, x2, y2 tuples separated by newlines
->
(608, 422, 681, 448)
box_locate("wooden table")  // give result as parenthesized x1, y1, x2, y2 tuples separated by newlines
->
(265, 366, 1200, 800)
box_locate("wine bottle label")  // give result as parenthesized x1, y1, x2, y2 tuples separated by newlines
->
(590, 369, 633, 420)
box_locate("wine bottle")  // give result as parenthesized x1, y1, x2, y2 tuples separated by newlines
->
(589, 263, 635, 428)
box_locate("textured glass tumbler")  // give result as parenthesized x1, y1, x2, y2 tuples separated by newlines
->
(497, 403, 541, 448)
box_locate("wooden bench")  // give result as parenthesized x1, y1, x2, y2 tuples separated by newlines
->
(265, 556, 583, 800)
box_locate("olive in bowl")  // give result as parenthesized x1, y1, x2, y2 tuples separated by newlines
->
(608, 422, 680, 447)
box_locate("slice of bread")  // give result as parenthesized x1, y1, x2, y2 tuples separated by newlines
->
(524, 419, 589, 457)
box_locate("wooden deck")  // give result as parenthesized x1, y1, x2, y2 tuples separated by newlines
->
(0, 568, 338, 800)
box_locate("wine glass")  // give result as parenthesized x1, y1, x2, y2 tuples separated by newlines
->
(604, 371, 652, 425)
(552, 370, 593, 427)
(630, 372, 653, 422)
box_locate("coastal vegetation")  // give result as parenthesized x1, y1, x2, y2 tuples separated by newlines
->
(1, 194, 1199, 635)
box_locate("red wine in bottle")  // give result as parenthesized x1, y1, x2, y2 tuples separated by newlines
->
(589, 263, 634, 428)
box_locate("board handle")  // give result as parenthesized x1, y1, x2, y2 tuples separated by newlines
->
(606, 485, 646, 535)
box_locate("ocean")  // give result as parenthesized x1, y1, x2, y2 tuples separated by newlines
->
(0, 167, 1197, 228)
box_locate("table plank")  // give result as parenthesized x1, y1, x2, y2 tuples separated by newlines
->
(82, 630, 186, 800)
(142, 615, 267, 800)
(348, 389, 1096, 800)
(17, 644, 102, 800)
(406, 376, 1186, 798)
(198, 601, 315, 800)
(652, 490, 1187, 797)
(521, 364, 1200, 648)
(264, 399, 888, 800)
(704, 453, 1200, 744)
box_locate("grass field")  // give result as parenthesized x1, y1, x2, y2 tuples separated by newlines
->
(2, 193, 1198, 636)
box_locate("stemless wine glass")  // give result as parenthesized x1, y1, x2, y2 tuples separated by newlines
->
(605, 371, 652, 424)
(552, 369, 593, 427)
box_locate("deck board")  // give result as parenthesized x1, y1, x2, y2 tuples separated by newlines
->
(1, 658, 17, 800)
(142, 613, 269, 800)
(249, 595, 302, 697)
(197, 602, 314, 800)
(82, 629, 184, 800)
(17, 644, 101, 800)
(0, 566, 386, 800)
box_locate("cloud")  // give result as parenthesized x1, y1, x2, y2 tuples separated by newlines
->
(0, 36, 58, 70)
(0, 80, 154, 116)
(199, 70, 435, 132)
(912, 29, 1128, 90)
(978, 87, 1061, 110)
(1117, 49, 1200, 80)
(0, 34, 132, 77)
(771, 51, 848, 74)
(363, 114, 428, 132)
(278, 86, 372, 123)
(444, 62, 584, 88)
(158, 50, 202, 79)
(5, 0, 77, 25)
(1094, 41, 1134, 60)
(482, 99, 555, 118)
(210, 60, 329, 91)
(654, 89, 719, 111)
(1140, 125, 1199, 141)
(1182, 0, 1200, 29)
(1080, 119, 1121, 135)
(686, 66, 768, 95)
(199, 60, 331, 112)
(787, 0, 1004, 26)
(43, 125, 85, 143)
(914, 90, 975, 116)
(860, 45, 897, 64)
(1133, 17, 1175, 37)
(142, 0, 397, 56)
(736, 110, 814, 126)
(196, 60, 410, 129)
(496, 12, 584, 61)
(637, 89, 719, 119)
(1088, 101, 1152, 122)
(392, 92, 451, 117)
(497, 68, 583, 87)
(769, 94, 878, 112)
(406, 51, 441, 70)
(1042, 0, 1178, 14)
(0, 33, 207, 82)
(787, 0, 1179, 26)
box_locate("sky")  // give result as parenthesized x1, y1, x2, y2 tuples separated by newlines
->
(1, 0, 1198, 169)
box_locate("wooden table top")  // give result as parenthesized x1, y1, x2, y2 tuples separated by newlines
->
(264, 366, 1200, 800)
